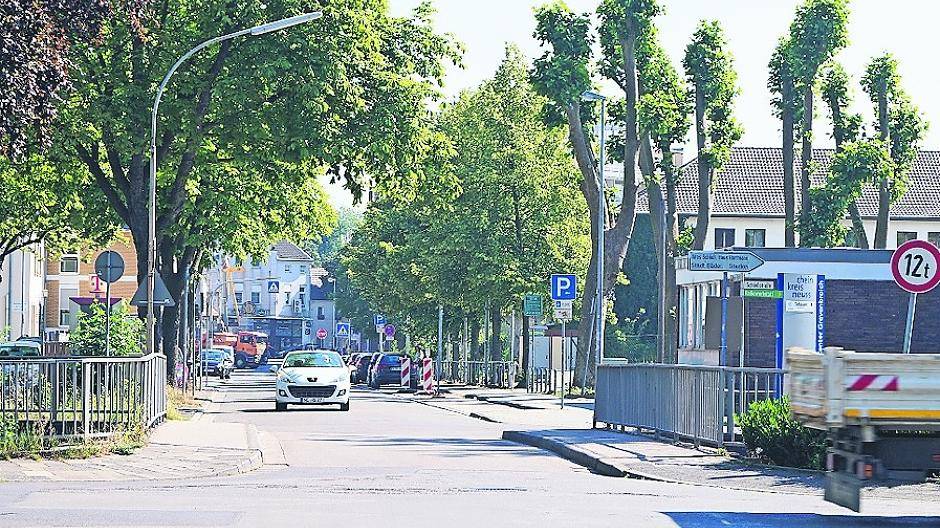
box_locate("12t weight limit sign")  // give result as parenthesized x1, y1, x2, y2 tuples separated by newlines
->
(892, 239, 940, 294)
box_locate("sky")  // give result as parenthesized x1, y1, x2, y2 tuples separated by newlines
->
(327, 0, 940, 207)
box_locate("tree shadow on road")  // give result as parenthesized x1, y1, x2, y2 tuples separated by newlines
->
(665, 512, 940, 527)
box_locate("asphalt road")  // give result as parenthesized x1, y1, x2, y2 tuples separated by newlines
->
(1, 368, 939, 527)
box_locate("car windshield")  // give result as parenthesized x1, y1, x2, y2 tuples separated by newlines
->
(284, 352, 342, 368)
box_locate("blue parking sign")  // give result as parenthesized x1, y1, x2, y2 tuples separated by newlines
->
(550, 274, 577, 301)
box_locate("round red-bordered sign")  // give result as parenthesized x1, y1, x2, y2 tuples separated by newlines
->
(316, 328, 328, 340)
(891, 239, 940, 293)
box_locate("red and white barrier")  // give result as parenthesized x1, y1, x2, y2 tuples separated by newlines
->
(422, 357, 434, 394)
(401, 357, 411, 389)
(846, 375, 899, 391)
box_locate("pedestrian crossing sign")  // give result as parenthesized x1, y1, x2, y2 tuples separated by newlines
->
(336, 322, 350, 338)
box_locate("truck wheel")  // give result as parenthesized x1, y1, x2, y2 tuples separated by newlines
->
(235, 356, 246, 369)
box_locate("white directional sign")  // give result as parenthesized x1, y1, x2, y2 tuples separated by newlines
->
(689, 251, 765, 273)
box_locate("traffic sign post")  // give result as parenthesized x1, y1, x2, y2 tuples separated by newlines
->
(96, 251, 125, 357)
(891, 240, 940, 354)
(549, 275, 576, 410)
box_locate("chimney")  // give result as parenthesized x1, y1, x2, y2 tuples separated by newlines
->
(671, 146, 684, 167)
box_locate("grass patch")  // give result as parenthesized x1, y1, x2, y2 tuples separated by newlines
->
(167, 386, 201, 421)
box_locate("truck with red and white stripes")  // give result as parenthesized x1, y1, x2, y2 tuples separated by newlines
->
(787, 347, 940, 511)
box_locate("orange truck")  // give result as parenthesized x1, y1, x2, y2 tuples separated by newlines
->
(209, 331, 268, 368)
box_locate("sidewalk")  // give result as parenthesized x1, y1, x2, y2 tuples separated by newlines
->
(0, 418, 262, 483)
(408, 385, 940, 502)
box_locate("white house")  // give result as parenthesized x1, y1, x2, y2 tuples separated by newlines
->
(203, 240, 337, 352)
(0, 245, 45, 340)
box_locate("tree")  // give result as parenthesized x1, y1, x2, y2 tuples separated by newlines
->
(532, 0, 660, 381)
(819, 62, 866, 247)
(683, 20, 742, 251)
(308, 208, 364, 267)
(0, 156, 114, 282)
(71, 300, 146, 357)
(636, 32, 691, 362)
(345, 47, 590, 368)
(0, 0, 119, 158)
(55, 0, 460, 374)
(861, 53, 928, 248)
(798, 139, 892, 247)
(768, 38, 801, 247)
(787, 0, 850, 246)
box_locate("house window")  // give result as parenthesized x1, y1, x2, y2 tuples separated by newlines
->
(744, 229, 766, 248)
(897, 231, 917, 246)
(317, 306, 325, 320)
(59, 311, 70, 326)
(235, 292, 243, 304)
(715, 228, 735, 249)
(251, 291, 260, 304)
(60, 256, 79, 273)
(929, 232, 940, 248)
(284, 264, 292, 273)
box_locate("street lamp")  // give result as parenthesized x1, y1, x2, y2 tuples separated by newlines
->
(147, 11, 323, 354)
(581, 90, 607, 379)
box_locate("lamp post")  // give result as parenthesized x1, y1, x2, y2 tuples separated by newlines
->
(147, 11, 323, 355)
(581, 90, 607, 380)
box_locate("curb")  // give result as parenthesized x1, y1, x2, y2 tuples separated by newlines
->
(501, 430, 630, 478)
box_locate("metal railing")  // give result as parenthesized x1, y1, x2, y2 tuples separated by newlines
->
(0, 353, 167, 439)
(527, 367, 575, 395)
(438, 360, 517, 388)
(594, 363, 785, 447)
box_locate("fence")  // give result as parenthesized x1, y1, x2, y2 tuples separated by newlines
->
(594, 363, 785, 447)
(0, 353, 167, 439)
(437, 360, 517, 388)
(527, 367, 575, 395)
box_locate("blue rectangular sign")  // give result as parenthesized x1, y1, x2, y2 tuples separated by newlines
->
(550, 274, 577, 301)
(336, 322, 350, 338)
(373, 314, 386, 326)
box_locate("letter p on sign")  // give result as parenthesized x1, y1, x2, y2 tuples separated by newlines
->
(551, 274, 577, 301)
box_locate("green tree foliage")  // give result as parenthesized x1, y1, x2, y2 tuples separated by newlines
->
(787, 0, 850, 247)
(683, 20, 742, 251)
(53, 0, 460, 369)
(71, 301, 146, 357)
(308, 208, 363, 267)
(344, 47, 590, 358)
(798, 140, 892, 247)
(861, 53, 928, 248)
(0, 157, 115, 281)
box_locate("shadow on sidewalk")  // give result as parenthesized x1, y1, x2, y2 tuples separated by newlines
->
(665, 512, 940, 527)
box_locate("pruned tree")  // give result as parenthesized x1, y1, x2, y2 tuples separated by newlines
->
(683, 20, 742, 251)
(768, 38, 801, 248)
(861, 53, 928, 248)
(532, 0, 661, 382)
(819, 62, 866, 247)
(787, 0, 850, 247)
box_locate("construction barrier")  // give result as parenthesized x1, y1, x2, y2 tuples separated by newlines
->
(422, 357, 434, 394)
(401, 357, 411, 389)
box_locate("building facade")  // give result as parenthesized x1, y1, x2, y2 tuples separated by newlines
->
(0, 245, 46, 341)
(43, 232, 140, 341)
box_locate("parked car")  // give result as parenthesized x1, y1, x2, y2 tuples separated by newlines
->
(0, 341, 41, 357)
(353, 353, 376, 384)
(273, 350, 350, 411)
(201, 348, 234, 379)
(368, 354, 404, 389)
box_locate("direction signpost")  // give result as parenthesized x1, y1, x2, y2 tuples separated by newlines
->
(374, 314, 387, 353)
(550, 274, 576, 409)
(742, 279, 782, 299)
(891, 240, 940, 354)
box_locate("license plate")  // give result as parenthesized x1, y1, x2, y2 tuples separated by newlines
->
(301, 397, 324, 404)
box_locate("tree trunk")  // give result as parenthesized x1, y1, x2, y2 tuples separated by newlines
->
(489, 305, 502, 362)
(783, 79, 797, 248)
(664, 174, 679, 364)
(691, 85, 710, 251)
(469, 317, 481, 360)
(521, 315, 530, 378)
(647, 180, 665, 362)
(848, 202, 869, 248)
(874, 91, 891, 249)
(799, 86, 814, 246)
